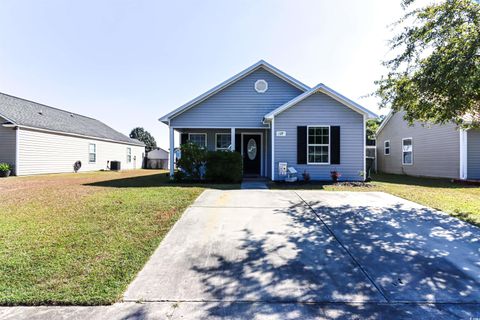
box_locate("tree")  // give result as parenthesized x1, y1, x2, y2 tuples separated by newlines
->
(366, 117, 383, 141)
(129, 127, 157, 152)
(375, 0, 480, 128)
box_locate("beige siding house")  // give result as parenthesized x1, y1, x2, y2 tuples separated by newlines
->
(0, 93, 145, 176)
(376, 111, 480, 180)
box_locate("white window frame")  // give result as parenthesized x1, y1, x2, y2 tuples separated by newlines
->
(215, 133, 231, 151)
(254, 79, 268, 93)
(89, 143, 96, 163)
(188, 133, 207, 148)
(306, 125, 331, 165)
(126, 147, 132, 163)
(384, 140, 391, 156)
(402, 137, 413, 165)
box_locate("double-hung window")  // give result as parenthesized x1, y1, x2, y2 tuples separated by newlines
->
(127, 147, 132, 163)
(188, 133, 207, 148)
(307, 126, 330, 164)
(402, 138, 413, 165)
(384, 140, 390, 155)
(89, 143, 96, 163)
(215, 133, 231, 151)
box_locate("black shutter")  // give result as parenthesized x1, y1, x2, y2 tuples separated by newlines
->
(297, 126, 307, 164)
(235, 134, 241, 153)
(330, 126, 340, 164)
(180, 133, 188, 145)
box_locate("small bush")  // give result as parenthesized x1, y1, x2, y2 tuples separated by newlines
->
(0, 163, 11, 172)
(176, 142, 207, 180)
(205, 151, 243, 183)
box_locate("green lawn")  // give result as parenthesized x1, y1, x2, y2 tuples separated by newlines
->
(270, 173, 480, 227)
(0, 170, 236, 305)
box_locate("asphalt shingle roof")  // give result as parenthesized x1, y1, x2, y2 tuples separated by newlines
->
(0, 93, 144, 146)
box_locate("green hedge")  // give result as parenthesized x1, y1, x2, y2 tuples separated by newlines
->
(205, 151, 243, 183)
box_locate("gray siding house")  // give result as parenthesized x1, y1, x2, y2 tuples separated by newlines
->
(376, 110, 480, 180)
(0, 93, 145, 176)
(160, 60, 376, 181)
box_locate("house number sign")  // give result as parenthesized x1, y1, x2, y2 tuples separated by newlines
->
(276, 131, 286, 137)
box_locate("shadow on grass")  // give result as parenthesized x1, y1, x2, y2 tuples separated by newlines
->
(84, 172, 240, 190)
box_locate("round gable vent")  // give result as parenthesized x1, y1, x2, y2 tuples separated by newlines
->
(254, 79, 268, 93)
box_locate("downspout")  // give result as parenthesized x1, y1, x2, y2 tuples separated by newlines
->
(459, 129, 468, 180)
(271, 117, 275, 181)
(15, 126, 19, 176)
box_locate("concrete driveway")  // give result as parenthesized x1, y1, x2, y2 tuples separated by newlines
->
(121, 189, 480, 319)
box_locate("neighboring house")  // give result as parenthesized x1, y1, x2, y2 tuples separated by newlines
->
(146, 147, 169, 169)
(0, 93, 145, 176)
(376, 110, 480, 180)
(159, 60, 377, 181)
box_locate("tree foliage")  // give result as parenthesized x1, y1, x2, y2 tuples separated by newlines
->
(367, 117, 383, 141)
(129, 127, 157, 152)
(375, 0, 480, 127)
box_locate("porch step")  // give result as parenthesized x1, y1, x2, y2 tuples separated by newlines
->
(241, 179, 268, 189)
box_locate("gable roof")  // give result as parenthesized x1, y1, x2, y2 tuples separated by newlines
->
(264, 83, 378, 120)
(159, 60, 310, 124)
(0, 92, 145, 146)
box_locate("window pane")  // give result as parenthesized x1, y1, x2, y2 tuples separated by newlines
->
(89, 144, 96, 153)
(308, 127, 329, 145)
(216, 134, 231, 149)
(89, 154, 96, 162)
(403, 151, 412, 164)
(189, 134, 206, 147)
(308, 145, 329, 163)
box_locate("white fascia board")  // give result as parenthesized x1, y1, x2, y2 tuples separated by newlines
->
(376, 110, 394, 136)
(158, 60, 310, 123)
(0, 112, 17, 125)
(264, 83, 378, 119)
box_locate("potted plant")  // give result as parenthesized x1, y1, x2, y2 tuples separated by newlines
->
(0, 163, 12, 178)
(330, 170, 341, 183)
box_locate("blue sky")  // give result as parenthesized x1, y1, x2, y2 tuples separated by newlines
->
(0, 0, 419, 149)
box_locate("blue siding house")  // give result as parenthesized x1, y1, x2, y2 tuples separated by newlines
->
(160, 60, 377, 181)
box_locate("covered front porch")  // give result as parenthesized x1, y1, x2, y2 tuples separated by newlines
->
(169, 127, 271, 179)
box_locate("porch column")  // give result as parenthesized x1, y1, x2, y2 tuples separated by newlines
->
(169, 126, 175, 178)
(231, 127, 235, 151)
(460, 129, 468, 180)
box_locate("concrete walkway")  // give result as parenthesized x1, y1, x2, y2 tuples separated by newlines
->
(1, 190, 479, 319)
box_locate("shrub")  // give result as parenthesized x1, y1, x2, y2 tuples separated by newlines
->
(0, 163, 11, 172)
(205, 151, 242, 183)
(302, 170, 311, 183)
(176, 142, 207, 180)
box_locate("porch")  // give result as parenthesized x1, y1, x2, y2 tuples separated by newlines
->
(169, 127, 271, 179)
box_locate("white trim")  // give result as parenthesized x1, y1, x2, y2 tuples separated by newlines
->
(306, 125, 331, 165)
(169, 126, 174, 177)
(401, 137, 413, 165)
(254, 79, 268, 93)
(460, 129, 468, 180)
(15, 127, 20, 176)
(363, 115, 367, 181)
(271, 117, 275, 180)
(0, 112, 17, 125)
(215, 132, 231, 151)
(383, 140, 391, 156)
(188, 133, 208, 148)
(126, 147, 132, 163)
(159, 60, 310, 123)
(230, 128, 236, 151)
(171, 126, 269, 129)
(88, 143, 97, 164)
(376, 110, 394, 135)
(264, 83, 378, 120)
(240, 132, 264, 176)
(9, 124, 144, 147)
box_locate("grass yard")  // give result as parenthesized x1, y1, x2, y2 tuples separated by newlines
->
(270, 173, 480, 227)
(0, 170, 236, 306)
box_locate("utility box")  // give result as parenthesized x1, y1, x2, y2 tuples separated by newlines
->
(110, 161, 121, 171)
